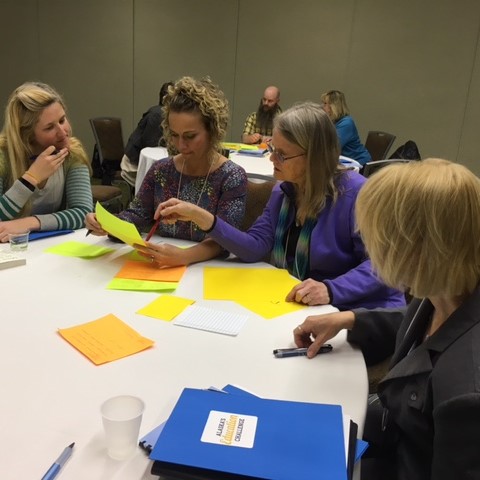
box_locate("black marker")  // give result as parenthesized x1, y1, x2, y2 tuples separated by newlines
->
(273, 344, 333, 358)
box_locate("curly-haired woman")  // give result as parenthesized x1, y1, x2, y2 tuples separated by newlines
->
(85, 76, 247, 267)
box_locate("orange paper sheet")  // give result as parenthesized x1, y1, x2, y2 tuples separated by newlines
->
(115, 260, 186, 282)
(58, 314, 154, 365)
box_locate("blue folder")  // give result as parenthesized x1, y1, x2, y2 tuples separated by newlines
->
(150, 387, 347, 480)
(29, 230, 74, 241)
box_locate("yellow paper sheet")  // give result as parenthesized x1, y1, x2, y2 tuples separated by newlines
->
(95, 202, 146, 246)
(107, 278, 177, 292)
(115, 260, 186, 282)
(235, 299, 306, 319)
(45, 241, 114, 258)
(58, 314, 154, 365)
(222, 142, 259, 151)
(137, 295, 195, 321)
(204, 267, 300, 302)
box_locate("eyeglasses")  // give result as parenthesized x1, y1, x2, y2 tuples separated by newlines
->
(267, 144, 305, 163)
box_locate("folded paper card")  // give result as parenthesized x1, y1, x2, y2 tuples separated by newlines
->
(95, 202, 145, 246)
(58, 314, 154, 365)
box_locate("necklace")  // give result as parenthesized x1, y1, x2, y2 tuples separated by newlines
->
(174, 154, 217, 239)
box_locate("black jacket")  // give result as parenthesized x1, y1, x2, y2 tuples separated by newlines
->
(124, 105, 164, 165)
(349, 289, 480, 480)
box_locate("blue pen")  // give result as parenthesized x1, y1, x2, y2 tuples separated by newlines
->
(41, 443, 75, 480)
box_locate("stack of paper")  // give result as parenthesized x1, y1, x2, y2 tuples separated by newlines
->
(109, 260, 186, 292)
(0, 251, 26, 270)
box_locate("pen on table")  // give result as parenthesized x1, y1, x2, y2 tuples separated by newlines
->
(273, 344, 333, 358)
(145, 218, 161, 242)
(41, 442, 75, 480)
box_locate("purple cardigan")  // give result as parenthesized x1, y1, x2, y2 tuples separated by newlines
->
(209, 170, 405, 310)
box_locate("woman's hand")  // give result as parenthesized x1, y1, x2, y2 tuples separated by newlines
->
(84, 213, 107, 236)
(286, 278, 330, 305)
(26, 146, 69, 185)
(293, 311, 355, 358)
(134, 241, 187, 267)
(0, 217, 40, 242)
(156, 198, 214, 231)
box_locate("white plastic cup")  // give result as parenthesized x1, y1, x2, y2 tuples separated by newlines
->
(8, 232, 29, 251)
(100, 395, 145, 460)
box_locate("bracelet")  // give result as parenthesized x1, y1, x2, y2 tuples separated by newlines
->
(18, 176, 36, 192)
(24, 170, 40, 183)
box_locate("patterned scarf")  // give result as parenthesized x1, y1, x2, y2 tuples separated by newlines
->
(272, 194, 316, 280)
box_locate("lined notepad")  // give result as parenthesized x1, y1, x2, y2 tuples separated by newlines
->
(173, 305, 248, 336)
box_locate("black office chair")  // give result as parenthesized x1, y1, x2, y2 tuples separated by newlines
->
(362, 159, 412, 178)
(365, 131, 396, 162)
(90, 117, 132, 202)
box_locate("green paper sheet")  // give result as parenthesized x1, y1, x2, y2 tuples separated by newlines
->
(107, 277, 178, 292)
(45, 241, 114, 258)
(95, 202, 146, 246)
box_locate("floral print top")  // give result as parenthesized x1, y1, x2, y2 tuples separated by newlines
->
(119, 157, 247, 241)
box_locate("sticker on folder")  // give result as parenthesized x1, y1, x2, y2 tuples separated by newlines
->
(201, 410, 257, 449)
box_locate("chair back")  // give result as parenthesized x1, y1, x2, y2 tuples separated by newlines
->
(89, 117, 125, 164)
(241, 180, 275, 231)
(365, 131, 396, 162)
(362, 159, 412, 178)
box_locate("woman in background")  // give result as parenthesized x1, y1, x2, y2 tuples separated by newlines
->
(321, 90, 371, 166)
(155, 102, 404, 310)
(86, 76, 247, 267)
(294, 159, 480, 479)
(0, 82, 93, 242)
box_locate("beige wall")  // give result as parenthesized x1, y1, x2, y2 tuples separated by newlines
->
(1, 0, 479, 173)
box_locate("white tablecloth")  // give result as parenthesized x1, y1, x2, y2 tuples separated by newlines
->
(0, 230, 367, 479)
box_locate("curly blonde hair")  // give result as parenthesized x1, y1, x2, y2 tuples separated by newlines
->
(161, 76, 229, 154)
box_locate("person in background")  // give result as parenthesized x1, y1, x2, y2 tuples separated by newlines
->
(85, 76, 247, 267)
(120, 81, 174, 187)
(0, 82, 93, 242)
(321, 90, 371, 166)
(156, 102, 405, 310)
(242, 85, 281, 144)
(294, 159, 480, 480)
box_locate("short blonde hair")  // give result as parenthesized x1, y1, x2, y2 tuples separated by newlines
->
(356, 158, 480, 298)
(162, 76, 228, 155)
(320, 90, 350, 122)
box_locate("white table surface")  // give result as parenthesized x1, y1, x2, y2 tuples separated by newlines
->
(0, 230, 367, 479)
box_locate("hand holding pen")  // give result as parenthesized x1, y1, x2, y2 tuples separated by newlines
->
(293, 311, 356, 358)
(84, 212, 107, 237)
